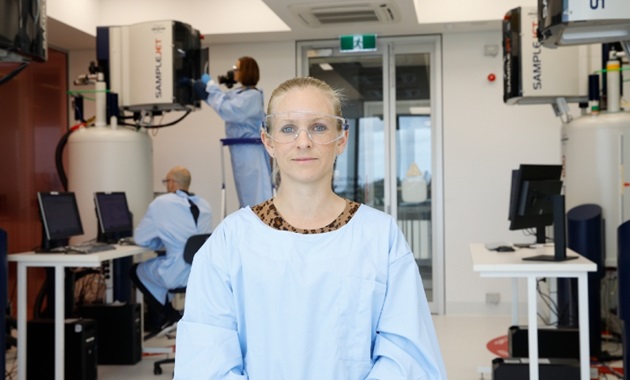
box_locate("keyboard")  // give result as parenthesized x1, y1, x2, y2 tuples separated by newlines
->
(68, 243, 116, 254)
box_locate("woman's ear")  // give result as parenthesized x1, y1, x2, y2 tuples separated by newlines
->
(261, 129, 275, 157)
(336, 129, 349, 155)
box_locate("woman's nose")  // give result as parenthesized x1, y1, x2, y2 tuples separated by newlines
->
(295, 129, 313, 147)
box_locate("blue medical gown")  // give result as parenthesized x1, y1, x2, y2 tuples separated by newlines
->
(174, 205, 446, 379)
(134, 190, 212, 304)
(203, 82, 273, 207)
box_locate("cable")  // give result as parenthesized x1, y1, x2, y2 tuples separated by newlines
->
(593, 361, 623, 379)
(5, 352, 17, 380)
(0, 62, 29, 86)
(536, 278, 560, 325)
(54, 128, 73, 191)
(74, 268, 106, 306)
(117, 109, 192, 129)
(53, 118, 95, 191)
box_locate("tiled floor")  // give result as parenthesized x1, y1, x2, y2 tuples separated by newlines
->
(5, 314, 514, 379)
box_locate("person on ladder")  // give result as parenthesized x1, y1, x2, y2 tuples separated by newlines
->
(194, 56, 273, 208)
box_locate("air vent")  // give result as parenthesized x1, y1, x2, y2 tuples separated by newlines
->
(289, 1, 400, 27)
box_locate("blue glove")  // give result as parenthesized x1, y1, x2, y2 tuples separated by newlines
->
(201, 73, 211, 85)
(193, 79, 209, 100)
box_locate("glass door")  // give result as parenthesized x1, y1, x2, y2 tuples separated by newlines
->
(298, 36, 444, 314)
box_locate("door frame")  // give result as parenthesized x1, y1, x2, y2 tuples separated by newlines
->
(296, 36, 444, 314)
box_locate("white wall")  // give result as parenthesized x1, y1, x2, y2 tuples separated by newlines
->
(68, 29, 592, 316)
(442, 30, 573, 314)
(47, 0, 100, 36)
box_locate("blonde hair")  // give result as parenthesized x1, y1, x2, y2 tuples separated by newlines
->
(267, 77, 344, 119)
(266, 77, 345, 188)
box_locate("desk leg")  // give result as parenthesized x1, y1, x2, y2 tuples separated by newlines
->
(136, 287, 144, 350)
(527, 276, 539, 380)
(512, 278, 519, 325)
(17, 264, 26, 380)
(54, 266, 65, 380)
(578, 273, 591, 380)
(105, 259, 113, 303)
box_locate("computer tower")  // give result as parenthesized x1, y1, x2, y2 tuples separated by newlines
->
(27, 318, 97, 380)
(492, 357, 580, 380)
(508, 325, 580, 359)
(76, 303, 141, 364)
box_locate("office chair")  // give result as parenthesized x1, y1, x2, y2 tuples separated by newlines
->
(153, 233, 210, 376)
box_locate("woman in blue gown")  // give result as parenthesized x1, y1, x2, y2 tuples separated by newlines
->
(198, 56, 273, 208)
(176, 77, 446, 379)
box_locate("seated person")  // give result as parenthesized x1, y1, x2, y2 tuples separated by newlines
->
(130, 166, 212, 329)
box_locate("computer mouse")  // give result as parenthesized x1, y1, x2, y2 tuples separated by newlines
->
(496, 245, 515, 252)
(118, 237, 136, 246)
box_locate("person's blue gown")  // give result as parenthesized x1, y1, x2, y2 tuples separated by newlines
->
(174, 204, 447, 379)
(134, 190, 212, 304)
(203, 81, 273, 208)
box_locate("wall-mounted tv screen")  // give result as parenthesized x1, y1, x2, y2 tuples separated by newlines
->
(0, 0, 47, 62)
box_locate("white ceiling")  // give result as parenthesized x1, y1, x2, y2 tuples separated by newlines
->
(47, 0, 503, 51)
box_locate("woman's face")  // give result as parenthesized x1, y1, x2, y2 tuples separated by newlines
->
(263, 86, 348, 187)
(233, 60, 241, 83)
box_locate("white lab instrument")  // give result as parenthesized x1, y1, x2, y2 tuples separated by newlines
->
(562, 111, 630, 267)
(503, 6, 586, 106)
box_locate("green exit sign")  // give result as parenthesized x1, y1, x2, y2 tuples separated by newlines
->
(339, 34, 377, 52)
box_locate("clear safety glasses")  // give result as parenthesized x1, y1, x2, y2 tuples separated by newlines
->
(263, 111, 349, 145)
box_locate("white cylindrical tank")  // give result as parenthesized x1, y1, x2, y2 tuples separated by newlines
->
(67, 125, 153, 243)
(562, 112, 630, 267)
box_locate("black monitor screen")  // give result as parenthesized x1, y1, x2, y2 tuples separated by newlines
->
(37, 192, 84, 241)
(508, 164, 576, 262)
(508, 164, 563, 243)
(94, 192, 133, 240)
(517, 179, 563, 217)
(509, 165, 562, 228)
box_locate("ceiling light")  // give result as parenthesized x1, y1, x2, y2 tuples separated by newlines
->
(319, 63, 334, 71)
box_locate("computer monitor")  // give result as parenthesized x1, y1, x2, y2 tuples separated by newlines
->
(37, 192, 84, 252)
(94, 192, 133, 244)
(508, 164, 576, 261)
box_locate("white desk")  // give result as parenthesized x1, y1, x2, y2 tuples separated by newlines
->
(470, 244, 596, 380)
(9, 245, 150, 380)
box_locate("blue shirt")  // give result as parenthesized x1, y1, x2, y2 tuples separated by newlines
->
(134, 190, 212, 303)
(174, 204, 446, 379)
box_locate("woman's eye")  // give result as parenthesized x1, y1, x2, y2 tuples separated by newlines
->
(310, 123, 328, 133)
(280, 125, 296, 134)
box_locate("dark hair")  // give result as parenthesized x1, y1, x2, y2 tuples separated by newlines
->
(238, 56, 260, 87)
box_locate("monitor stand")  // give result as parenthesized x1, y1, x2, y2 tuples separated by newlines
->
(522, 252, 578, 262)
(35, 225, 68, 253)
(522, 194, 578, 262)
